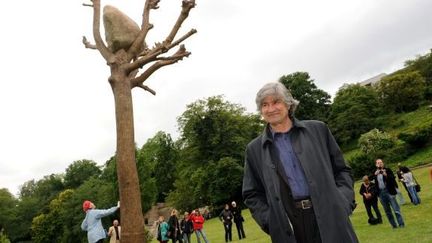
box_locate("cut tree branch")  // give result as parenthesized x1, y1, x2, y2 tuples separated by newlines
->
(90, 0, 114, 62)
(82, 36, 97, 49)
(127, 0, 160, 59)
(137, 84, 156, 95)
(164, 0, 196, 44)
(125, 28, 196, 74)
(130, 45, 190, 89)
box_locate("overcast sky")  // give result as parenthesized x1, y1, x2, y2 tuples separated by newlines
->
(1, 0, 431, 196)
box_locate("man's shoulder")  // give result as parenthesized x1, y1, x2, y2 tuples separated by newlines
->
(247, 134, 264, 148)
(297, 119, 327, 129)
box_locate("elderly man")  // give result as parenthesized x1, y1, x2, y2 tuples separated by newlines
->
(242, 82, 358, 243)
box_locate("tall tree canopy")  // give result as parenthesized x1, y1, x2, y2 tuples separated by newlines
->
(329, 84, 382, 144)
(168, 96, 263, 210)
(64, 159, 101, 189)
(140, 131, 178, 202)
(377, 71, 426, 113)
(279, 72, 331, 122)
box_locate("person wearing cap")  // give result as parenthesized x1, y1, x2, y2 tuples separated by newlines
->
(230, 201, 246, 240)
(242, 82, 358, 243)
(81, 200, 120, 243)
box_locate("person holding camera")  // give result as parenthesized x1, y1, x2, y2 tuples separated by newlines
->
(373, 159, 405, 228)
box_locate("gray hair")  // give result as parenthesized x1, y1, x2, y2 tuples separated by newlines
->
(255, 82, 299, 118)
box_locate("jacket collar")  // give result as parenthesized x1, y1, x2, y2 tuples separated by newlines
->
(260, 118, 305, 147)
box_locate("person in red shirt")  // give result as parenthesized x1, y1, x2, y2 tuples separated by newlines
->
(189, 209, 209, 243)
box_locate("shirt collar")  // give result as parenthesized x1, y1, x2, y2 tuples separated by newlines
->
(261, 118, 305, 147)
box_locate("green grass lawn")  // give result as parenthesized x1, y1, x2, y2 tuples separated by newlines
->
(152, 166, 432, 243)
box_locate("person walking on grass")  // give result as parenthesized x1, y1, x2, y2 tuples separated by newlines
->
(400, 166, 421, 205)
(219, 204, 234, 242)
(231, 201, 246, 240)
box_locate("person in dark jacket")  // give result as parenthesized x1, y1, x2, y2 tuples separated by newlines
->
(231, 201, 246, 240)
(242, 82, 358, 243)
(359, 175, 382, 224)
(373, 159, 405, 228)
(219, 204, 234, 242)
(180, 212, 194, 243)
(167, 209, 182, 243)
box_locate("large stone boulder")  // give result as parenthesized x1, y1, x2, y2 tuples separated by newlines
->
(103, 5, 141, 52)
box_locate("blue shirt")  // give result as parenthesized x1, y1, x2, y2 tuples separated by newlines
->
(81, 206, 119, 243)
(273, 131, 310, 199)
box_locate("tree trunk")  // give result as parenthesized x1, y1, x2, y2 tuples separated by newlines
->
(112, 74, 145, 242)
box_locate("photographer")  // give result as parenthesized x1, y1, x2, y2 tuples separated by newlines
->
(372, 159, 405, 228)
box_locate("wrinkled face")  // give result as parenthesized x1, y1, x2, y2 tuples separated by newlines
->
(376, 159, 384, 169)
(261, 95, 290, 126)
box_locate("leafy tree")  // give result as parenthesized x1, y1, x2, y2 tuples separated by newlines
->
(377, 71, 426, 112)
(279, 72, 331, 122)
(177, 95, 263, 165)
(404, 49, 432, 99)
(31, 189, 74, 243)
(358, 129, 396, 157)
(0, 189, 17, 241)
(140, 131, 176, 203)
(64, 159, 101, 189)
(170, 96, 263, 209)
(206, 157, 244, 206)
(329, 84, 382, 144)
(10, 174, 65, 241)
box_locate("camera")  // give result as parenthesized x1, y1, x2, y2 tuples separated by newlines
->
(379, 170, 383, 174)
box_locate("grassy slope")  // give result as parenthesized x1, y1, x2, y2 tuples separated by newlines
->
(151, 166, 431, 243)
(344, 104, 432, 166)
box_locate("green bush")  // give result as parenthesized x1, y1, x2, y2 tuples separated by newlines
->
(347, 152, 375, 179)
(398, 124, 432, 148)
(358, 129, 396, 155)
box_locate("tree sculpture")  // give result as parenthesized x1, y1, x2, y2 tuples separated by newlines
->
(82, 0, 196, 242)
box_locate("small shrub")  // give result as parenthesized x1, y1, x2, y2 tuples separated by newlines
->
(398, 124, 432, 148)
(358, 129, 396, 155)
(348, 152, 375, 180)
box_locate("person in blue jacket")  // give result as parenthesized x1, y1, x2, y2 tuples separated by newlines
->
(157, 215, 170, 243)
(81, 200, 120, 243)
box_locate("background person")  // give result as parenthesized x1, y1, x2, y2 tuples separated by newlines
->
(231, 201, 246, 240)
(400, 166, 421, 205)
(180, 211, 194, 243)
(359, 175, 382, 224)
(81, 200, 120, 243)
(242, 82, 358, 243)
(219, 204, 233, 242)
(396, 163, 413, 203)
(107, 219, 121, 243)
(157, 215, 170, 243)
(190, 209, 209, 243)
(373, 159, 405, 228)
(167, 209, 182, 243)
